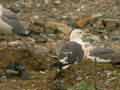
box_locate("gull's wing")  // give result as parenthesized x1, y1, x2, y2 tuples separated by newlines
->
(58, 41, 84, 64)
(89, 47, 120, 65)
(90, 47, 114, 59)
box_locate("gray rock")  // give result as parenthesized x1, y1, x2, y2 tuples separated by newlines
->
(5, 63, 30, 80)
(31, 45, 50, 56)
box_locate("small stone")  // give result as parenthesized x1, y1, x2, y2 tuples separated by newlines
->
(33, 15, 39, 20)
(47, 33, 56, 39)
(40, 71, 46, 74)
(36, 3, 41, 7)
(111, 36, 120, 41)
(81, 5, 85, 9)
(44, 0, 49, 4)
(0, 41, 8, 48)
(106, 77, 117, 84)
(102, 19, 119, 30)
(54, 0, 61, 4)
(5, 63, 30, 80)
(76, 8, 81, 12)
(52, 8, 57, 12)
(103, 35, 109, 40)
(104, 70, 112, 78)
(76, 76, 82, 81)
(61, 15, 68, 19)
(8, 40, 24, 46)
(30, 45, 49, 56)
(111, 58, 120, 68)
(24, 1, 33, 8)
(0, 75, 7, 81)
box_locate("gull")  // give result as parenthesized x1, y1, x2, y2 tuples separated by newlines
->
(52, 29, 85, 71)
(53, 29, 120, 71)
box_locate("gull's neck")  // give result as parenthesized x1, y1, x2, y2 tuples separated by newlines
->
(70, 37, 86, 46)
(69, 30, 96, 58)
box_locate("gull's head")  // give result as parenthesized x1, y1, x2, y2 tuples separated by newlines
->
(0, 4, 3, 16)
(70, 29, 95, 58)
(0, 4, 3, 9)
(70, 29, 83, 39)
(70, 29, 84, 44)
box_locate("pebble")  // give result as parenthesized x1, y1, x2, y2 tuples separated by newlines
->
(54, 0, 61, 4)
(52, 8, 57, 12)
(0, 75, 7, 81)
(76, 8, 81, 12)
(61, 15, 68, 19)
(81, 5, 85, 9)
(105, 77, 117, 84)
(7, 38, 35, 49)
(25, 1, 33, 8)
(0, 41, 8, 49)
(40, 71, 46, 74)
(36, 3, 41, 7)
(32, 15, 39, 20)
(111, 36, 120, 41)
(8, 40, 24, 46)
(104, 70, 112, 78)
(5, 63, 30, 80)
(76, 76, 82, 81)
(102, 19, 119, 30)
(30, 45, 49, 56)
(33, 35, 48, 43)
(44, 0, 49, 4)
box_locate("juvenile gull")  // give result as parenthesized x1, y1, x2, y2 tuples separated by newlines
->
(0, 4, 30, 36)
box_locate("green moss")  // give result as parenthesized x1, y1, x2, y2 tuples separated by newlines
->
(67, 81, 95, 90)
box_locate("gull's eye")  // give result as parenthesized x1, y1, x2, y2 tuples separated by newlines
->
(79, 31, 82, 33)
(77, 32, 82, 34)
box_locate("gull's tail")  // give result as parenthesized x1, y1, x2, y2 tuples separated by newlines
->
(88, 56, 111, 63)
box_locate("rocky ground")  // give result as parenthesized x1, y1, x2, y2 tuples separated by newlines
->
(0, 0, 120, 90)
